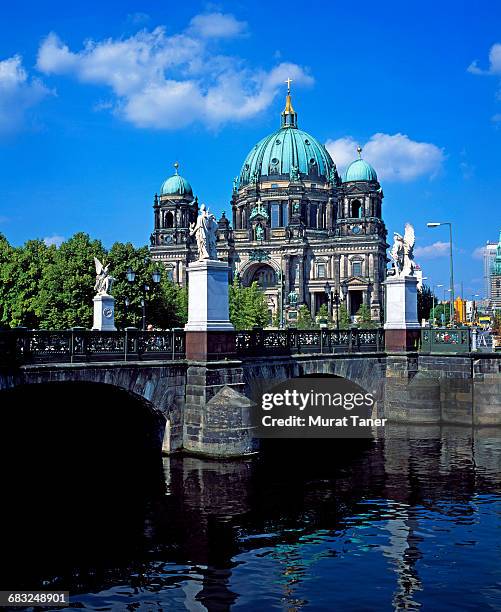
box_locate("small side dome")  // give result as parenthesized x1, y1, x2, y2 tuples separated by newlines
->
(160, 162, 193, 196)
(342, 147, 378, 183)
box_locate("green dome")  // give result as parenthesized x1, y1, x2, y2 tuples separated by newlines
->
(238, 91, 334, 186)
(342, 151, 377, 183)
(160, 163, 193, 197)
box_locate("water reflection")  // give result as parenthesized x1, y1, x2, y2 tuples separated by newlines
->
(2, 397, 501, 610)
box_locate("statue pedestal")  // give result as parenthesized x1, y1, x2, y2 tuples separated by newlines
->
(384, 276, 420, 352)
(185, 259, 235, 360)
(92, 294, 117, 331)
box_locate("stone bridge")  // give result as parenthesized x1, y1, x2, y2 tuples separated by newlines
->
(0, 329, 500, 457)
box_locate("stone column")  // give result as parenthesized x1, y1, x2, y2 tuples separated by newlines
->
(384, 276, 420, 352)
(183, 362, 257, 457)
(185, 260, 235, 361)
(298, 256, 305, 303)
(92, 294, 116, 331)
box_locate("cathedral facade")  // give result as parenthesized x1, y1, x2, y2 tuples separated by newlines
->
(150, 87, 388, 324)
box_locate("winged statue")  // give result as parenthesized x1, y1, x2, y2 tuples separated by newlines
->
(390, 223, 415, 277)
(94, 257, 115, 296)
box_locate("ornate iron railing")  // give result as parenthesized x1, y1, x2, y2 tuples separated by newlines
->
(0, 328, 186, 365)
(235, 328, 385, 356)
(419, 327, 471, 353)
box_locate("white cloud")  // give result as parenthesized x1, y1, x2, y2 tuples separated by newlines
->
(468, 43, 501, 75)
(472, 246, 487, 260)
(492, 113, 501, 123)
(325, 133, 444, 182)
(414, 241, 450, 259)
(43, 235, 65, 247)
(0, 55, 51, 134)
(36, 15, 312, 130)
(189, 12, 247, 38)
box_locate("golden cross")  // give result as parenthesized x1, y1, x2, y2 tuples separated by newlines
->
(285, 78, 292, 93)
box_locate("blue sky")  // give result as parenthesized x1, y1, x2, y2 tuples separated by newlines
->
(0, 0, 500, 297)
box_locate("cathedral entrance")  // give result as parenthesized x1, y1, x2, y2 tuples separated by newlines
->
(349, 290, 363, 317)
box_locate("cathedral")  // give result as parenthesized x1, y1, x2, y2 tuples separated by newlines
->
(149, 85, 388, 324)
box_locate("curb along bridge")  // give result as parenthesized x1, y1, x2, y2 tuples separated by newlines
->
(0, 327, 500, 458)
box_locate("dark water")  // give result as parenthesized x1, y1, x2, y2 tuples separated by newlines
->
(1, 384, 501, 611)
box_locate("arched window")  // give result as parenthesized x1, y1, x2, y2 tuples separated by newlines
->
(165, 211, 174, 228)
(251, 265, 278, 288)
(309, 203, 318, 228)
(351, 200, 362, 218)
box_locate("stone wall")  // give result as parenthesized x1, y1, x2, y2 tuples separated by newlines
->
(0, 361, 187, 452)
(1, 352, 501, 458)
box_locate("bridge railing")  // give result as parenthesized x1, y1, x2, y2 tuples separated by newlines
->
(0, 328, 186, 365)
(419, 327, 471, 354)
(235, 328, 384, 357)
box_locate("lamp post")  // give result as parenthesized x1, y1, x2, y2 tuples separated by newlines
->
(332, 289, 341, 333)
(340, 280, 349, 318)
(126, 264, 161, 331)
(427, 222, 455, 325)
(124, 297, 130, 328)
(324, 281, 331, 318)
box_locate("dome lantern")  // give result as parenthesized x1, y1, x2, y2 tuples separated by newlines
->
(342, 147, 378, 183)
(160, 162, 193, 197)
(281, 78, 298, 129)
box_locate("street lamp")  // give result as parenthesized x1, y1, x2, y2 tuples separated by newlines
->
(427, 222, 455, 325)
(126, 265, 162, 330)
(324, 281, 331, 318)
(432, 284, 443, 327)
(332, 289, 341, 333)
(124, 296, 130, 328)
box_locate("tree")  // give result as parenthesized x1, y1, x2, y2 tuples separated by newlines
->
(355, 304, 375, 328)
(317, 303, 330, 322)
(229, 278, 269, 330)
(337, 304, 351, 329)
(0, 234, 15, 327)
(37, 233, 106, 329)
(297, 304, 316, 329)
(431, 303, 451, 326)
(418, 285, 435, 322)
(7, 240, 57, 329)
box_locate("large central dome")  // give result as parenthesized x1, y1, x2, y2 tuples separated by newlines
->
(238, 90, 334, 187)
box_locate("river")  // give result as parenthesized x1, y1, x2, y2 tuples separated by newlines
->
(2, 414, 501, 611)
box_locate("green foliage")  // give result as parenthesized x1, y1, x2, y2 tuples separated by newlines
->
(271, 309, 281, 328)
(229, 278, 269, 330)
(431, 303, 451, 326)
(0, 233, 189, 330)
(317, 303, 330, 320)
(418, 285, 435, 322)
(296, 304, 316, 329)
(37, 233, 106, 329)
(355, 303, 375, 328)
(337, 304, 351, 329)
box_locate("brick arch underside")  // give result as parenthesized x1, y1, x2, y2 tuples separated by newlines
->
(242, 356, 386, 412)
(0, 364, 187, 452)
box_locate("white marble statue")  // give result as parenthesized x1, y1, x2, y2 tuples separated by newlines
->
(94, 257, 115, 296)
(390, 223, 415, 277)
(190, 204, 218, 260)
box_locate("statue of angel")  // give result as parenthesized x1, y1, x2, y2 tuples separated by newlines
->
(94, 257, 115, 296)
(189, 204, 219, 260)
(390, 223, 415, 277)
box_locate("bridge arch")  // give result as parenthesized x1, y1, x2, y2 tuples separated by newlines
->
(242, 355, 386, 415)
(1, 362, 187, 453)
